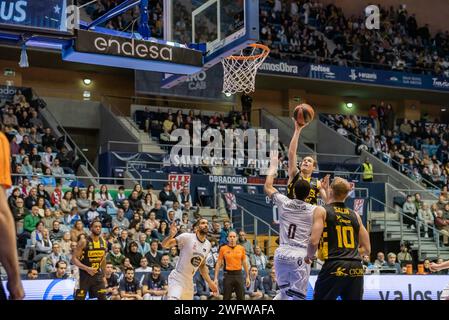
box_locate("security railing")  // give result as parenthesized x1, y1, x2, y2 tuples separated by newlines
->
(369, 197, 447, 260)
(32, 90, 100, 179)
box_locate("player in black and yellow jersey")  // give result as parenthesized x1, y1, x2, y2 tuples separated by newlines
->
(72, 219, 108, 300)
(305, 177, 371, 300)
(287, 119, 329, 205)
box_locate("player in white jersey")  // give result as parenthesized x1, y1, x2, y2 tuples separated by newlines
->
(162, 218, 218, 300)
(265, 151, 323, 300)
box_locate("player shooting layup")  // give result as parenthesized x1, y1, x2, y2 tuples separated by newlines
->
(265, 151, 325, 300)
(162, 218, 218, 300)
(287, 120, 329, 204)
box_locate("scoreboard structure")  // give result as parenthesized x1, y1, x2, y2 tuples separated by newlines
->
(0, 0, 205, 74)
(0, 0, 72, 34)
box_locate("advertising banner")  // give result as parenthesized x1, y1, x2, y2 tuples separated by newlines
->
(6, 275, 449, 300)
(259, 59, 449, 92)
(308, 275, 449, 300)
(0, 85, 31, 100)
(74, 29, 202, 66)
(135, 64, 235, 101)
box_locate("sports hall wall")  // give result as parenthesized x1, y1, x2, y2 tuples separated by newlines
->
(0, 60, 134, 101)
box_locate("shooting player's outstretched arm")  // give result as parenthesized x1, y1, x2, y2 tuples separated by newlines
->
(288, 120, 306, 183)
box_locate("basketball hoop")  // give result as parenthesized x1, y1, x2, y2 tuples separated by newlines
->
(221, 43, 270, 96)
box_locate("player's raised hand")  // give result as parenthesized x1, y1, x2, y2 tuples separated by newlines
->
(267, 150, 279, 176)
(292, 117, 307, 131)
(270, 150, 279, 167)
(321, 174, 330, 190)
(169, 221, 178, 237)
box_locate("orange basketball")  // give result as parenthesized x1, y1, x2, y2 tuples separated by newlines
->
(293, 104, 315, 126)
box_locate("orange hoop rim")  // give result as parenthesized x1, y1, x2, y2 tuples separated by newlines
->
(225, 43, 270, 61)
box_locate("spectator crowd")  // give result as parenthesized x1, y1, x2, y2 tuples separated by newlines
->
(1, 90, 80, 189)
(7, 174, 279, 300)
(79, 0, 449, 77)
(364, 245, 448, 275)
(134, 107, 290, 176)
(261, 0, 449, 77)
(78, 0, 163, 39)
(323, 103, 449, 193)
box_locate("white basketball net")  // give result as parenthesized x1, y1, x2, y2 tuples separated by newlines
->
(221, 43, 270, 95)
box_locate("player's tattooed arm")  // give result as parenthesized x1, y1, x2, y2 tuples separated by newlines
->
(264, 150, 279, 198)
(161, 222, 178, 249)
(305, 206, 326, 264)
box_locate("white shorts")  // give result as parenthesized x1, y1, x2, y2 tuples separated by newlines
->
(167, 270, 194, 300)
(274, 246, 310, 300)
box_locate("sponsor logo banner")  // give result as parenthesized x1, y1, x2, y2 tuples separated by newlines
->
(308, 275, 449, 300)
(258, 58, 449, 92)
(0, 85, 30, 100)
(259, 59, 309, 76)
(74, 29, 202, 66)
(259, 61, 300, 75)
(208, 176, 247, 185)
(135, 64, 233, 101)
(6, 275, 449, 300)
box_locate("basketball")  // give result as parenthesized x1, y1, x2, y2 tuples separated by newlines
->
(293, 104, 315, 126)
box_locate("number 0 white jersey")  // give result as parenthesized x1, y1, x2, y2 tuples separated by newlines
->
(174, 232, 211, 279)
(272, 192, 316, 248)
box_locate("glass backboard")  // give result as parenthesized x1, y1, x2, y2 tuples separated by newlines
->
(162, 0, 259, 87)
